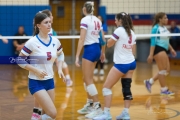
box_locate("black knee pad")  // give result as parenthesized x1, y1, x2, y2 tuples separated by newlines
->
(121, 78, 133, 100)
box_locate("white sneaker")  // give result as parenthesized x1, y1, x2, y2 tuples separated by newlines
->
(85, 103, 103, 119)
(93, 112, 112, 120)
(94, 69, 98, 75)
(41, 114, 54, 120)
(99, 69, 104, 75)
(116, 111, 130, 120)
(85, 108, 103, 119)
(77, 102, 93, 114)
(31, 113, 40, 120)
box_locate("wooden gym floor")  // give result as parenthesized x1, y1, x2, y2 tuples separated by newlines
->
(0, 60, 180, 120)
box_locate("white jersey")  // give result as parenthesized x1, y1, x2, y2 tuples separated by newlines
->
(111, 27, 136, 64)
(80, 15, 102, 45)
(21, 35, 63, 80)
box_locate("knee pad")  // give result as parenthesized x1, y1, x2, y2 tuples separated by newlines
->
(159, 70, 168, 75)
(83, 82, 87, 92)
(102, 88, 112, 96)
(87, 84, 98, 96)
(121, 78, 133, 100)
(62, 62, 68, 68)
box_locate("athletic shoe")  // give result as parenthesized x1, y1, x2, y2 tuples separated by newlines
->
(77, 102, 93, 114)
(94, 69, 98, 75)
(31, 113, 40, 120)
(144, 79, 152, 93)
(116, 111, 130, 120)
(99, 69, 104, 75)
(161, 90, 175, 96)
(93, 111, 112, 120)
(85, 103, 103, 119)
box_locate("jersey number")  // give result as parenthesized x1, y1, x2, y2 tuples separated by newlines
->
(128, 35, 132, 44)
(94, 21, 100, 30)
(47, 52, 52, 61)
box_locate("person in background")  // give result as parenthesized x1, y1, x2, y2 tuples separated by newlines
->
(169, 21, 180, 51)
(13, 26, 28, 55)
(93, 15, 106, 76)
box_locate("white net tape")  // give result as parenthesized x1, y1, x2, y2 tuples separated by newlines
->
(0, 33, 180, 40)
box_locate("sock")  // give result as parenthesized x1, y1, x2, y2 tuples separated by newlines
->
(149, 78, 154, 84)
(123, 108, 129, 113)
(65, 75, 70, 79)
(104, 107, 110, 113)
(161, 87, 168, 92)
(33, 107, 39, 113)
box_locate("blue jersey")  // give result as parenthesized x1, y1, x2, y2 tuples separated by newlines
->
(151, 24, 170, 50)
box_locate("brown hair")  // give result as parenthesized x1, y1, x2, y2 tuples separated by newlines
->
(116, 12, 134, 36)
(152, 12, 166, 27)
(83, 2, 94, 14)
(33, 12, 48, 36)
(41, 9, 52, 17)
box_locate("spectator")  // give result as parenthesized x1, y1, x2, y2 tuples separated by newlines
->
(169, 21, 180, 51)
(13, 26, 28, 55)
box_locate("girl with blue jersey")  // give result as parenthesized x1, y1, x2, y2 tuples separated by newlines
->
(144, 12, 177, 95)
(75, 1, 105, 119)
(18, 12, 65, 120)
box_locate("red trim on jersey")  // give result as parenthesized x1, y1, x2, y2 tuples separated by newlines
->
(112, 33, 119, 39)
(81, 23, 88, 28)
(23, 46, 32, 54)
(57, 45, 62, 51)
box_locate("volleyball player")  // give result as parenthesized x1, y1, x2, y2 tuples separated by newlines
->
(93, 12, 136, 120)
(144, 12, 176, 95)
(41, 9, 73, 87)
(18, 12, 65, 120)
(75, 1, 105, 119)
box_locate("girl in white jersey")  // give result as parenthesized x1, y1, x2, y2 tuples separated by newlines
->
(144, 12, 176, 95)
(18, 12, 65, 120)
(41, 9, 73, 87)
(93, 12, 136, 120)
(75, 1, 105, 119)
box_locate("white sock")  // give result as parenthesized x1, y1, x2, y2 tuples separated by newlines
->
(104, 107, 110, 113)
(87, 98, 93, 103)
(123, 108, 129, 113)
(65, 74, 70, 79)
(161, 87, 168, 92)
(149, 78, 154, 84)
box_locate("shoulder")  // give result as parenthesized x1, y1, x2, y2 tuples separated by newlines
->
(152, 24, 159, 30)
(81, 16, 88, 22)
(51, 36, 60, 44)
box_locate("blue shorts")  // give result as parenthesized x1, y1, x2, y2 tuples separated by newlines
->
(83, 43, 101, 62)
(28, 78, 55, 95)
(114, 60, 136, 74)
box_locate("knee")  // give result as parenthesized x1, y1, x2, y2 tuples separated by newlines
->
(158, 70, 168, 76)
(121, 78, 133, 100)
(87, 84, 98, 96)
(47, 109, 57, 119)
(102, 88, 112, 96)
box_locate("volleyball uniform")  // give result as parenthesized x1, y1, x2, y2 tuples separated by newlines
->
(151, 24, 170, 55)
(111, 27, 136, 74)
(21, 35, 63, 94)
(80, 15, 102, 62)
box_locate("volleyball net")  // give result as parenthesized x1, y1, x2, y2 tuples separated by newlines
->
(0, 0, 180, 63)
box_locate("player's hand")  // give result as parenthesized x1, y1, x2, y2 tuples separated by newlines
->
(2, 38, 8, 44)
(100, 53, 105, 63)
(58, 69, 66, 82)
(147, 55, 153, 64)
(75, 57, 80, 67)
(35, 69, 48, 79)
(171, 49, 177, 57)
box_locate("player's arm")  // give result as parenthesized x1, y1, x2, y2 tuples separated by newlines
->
(76, 28, 86, 58)
(107, 30, 119, 47)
